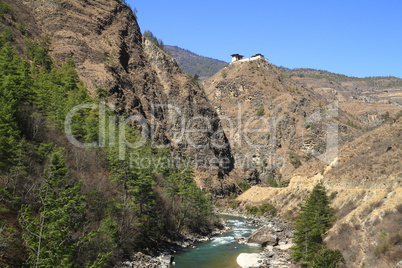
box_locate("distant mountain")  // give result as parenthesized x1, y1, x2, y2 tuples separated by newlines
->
(278, 67, 402, 88)
(278, 66, 402, 106)
(277, 66, 402, 128)
(165, 45, 229, 80)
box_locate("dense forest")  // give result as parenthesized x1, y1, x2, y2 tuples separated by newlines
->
(0, 6, 218, 266)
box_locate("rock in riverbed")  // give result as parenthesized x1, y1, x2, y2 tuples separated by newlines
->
(243, 216, 296, 267)
(115, 252, 173, 268)
(237, 253, 263, 268)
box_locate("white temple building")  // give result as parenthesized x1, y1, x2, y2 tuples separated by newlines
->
(230, 53, 266, 63)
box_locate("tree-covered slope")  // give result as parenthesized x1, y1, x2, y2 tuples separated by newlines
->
(0, 1, 221, 266)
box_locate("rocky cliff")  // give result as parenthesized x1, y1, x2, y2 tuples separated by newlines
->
(202, 58, 360, 189)
(17, 0, 233, 182)
(202, 58, 401, 266)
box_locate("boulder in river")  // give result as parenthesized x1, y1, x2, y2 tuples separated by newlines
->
(247, 226, 279, 246)
(237, 253, 263, 268)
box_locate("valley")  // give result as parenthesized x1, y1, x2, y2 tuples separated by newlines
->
(0, 0, 401, 267)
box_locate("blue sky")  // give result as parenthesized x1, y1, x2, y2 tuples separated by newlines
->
(127, 0, 402, 78)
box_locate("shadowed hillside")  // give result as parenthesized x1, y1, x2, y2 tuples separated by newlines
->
(165, 45, 229, 80)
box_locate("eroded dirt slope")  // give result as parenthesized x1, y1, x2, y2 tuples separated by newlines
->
(237, 117, 402, 267)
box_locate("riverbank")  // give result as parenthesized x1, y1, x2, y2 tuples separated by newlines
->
(174, 215, 262, 267)
(115, 208, 296, 268)
(114, 217, 230, 267)
(217, 208, 297, 268)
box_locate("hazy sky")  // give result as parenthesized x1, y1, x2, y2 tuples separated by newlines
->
(128, 0, 401, 78)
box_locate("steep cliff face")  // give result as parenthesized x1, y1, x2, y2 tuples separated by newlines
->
(142, 38, 234, 177)
(20, 0, 233, 180)
(202, 59, 360, 188)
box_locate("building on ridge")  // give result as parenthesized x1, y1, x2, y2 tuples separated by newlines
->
(230, 53, 266, 63)
(231, 54, 244, 62)
(250, 53, 264, 60)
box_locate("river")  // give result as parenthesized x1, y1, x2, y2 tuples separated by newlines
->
(173, 215, 263, 268)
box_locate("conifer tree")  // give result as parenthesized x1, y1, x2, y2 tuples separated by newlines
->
(19, 148, 86, 267)
(292, 182, 334, 264)
(0, 42, 30, 169)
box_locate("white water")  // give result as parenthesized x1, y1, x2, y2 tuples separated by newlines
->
(174, 215, 262, 268)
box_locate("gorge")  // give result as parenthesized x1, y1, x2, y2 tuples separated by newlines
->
(0, 0, 401, 267)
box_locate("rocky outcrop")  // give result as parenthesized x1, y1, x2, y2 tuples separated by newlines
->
(248, 226, 279, 247)
(202, 58, 359, 189)
(19, 0, 234, 181)
(142, 38, 234, 176)
(245, 217, 295, 267)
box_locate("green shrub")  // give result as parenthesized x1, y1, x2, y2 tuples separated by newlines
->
(267, 175, 278, 187)
(0, 28, 13, 44)
(259, 203, 277, 216)
(329, 191, 337, 200)
(143, 30, 165, 51)
(16, 20, 26, 35)
(288, 151, 302, 168)
(311, 247, 345, 268)
(374, 230, 402, 257)
(229, 199, 241, 209)
(187, 73, 203, 91)
(238, 181, 251, 192)
(0, 2, 11, 19)
(374, 242, 389, 256)
(247, 206, 259, 215)
(96, 87, 109, 99)
(246, 203, 276, 216)
(256, 106, 265, 116)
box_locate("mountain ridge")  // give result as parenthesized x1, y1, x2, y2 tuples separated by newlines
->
(0, 1, 401, 267)
(164, 45, 229, 79)
(201, 58, 363, 189)
(279, 66, 402, 80)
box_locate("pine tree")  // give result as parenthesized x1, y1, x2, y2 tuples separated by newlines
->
(19, 148, 86, 267)
(166, 167, 213, 235)
(0, 42, 31, 169)
(143, 30, 165, 50)
(292, 182, 334, 264)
